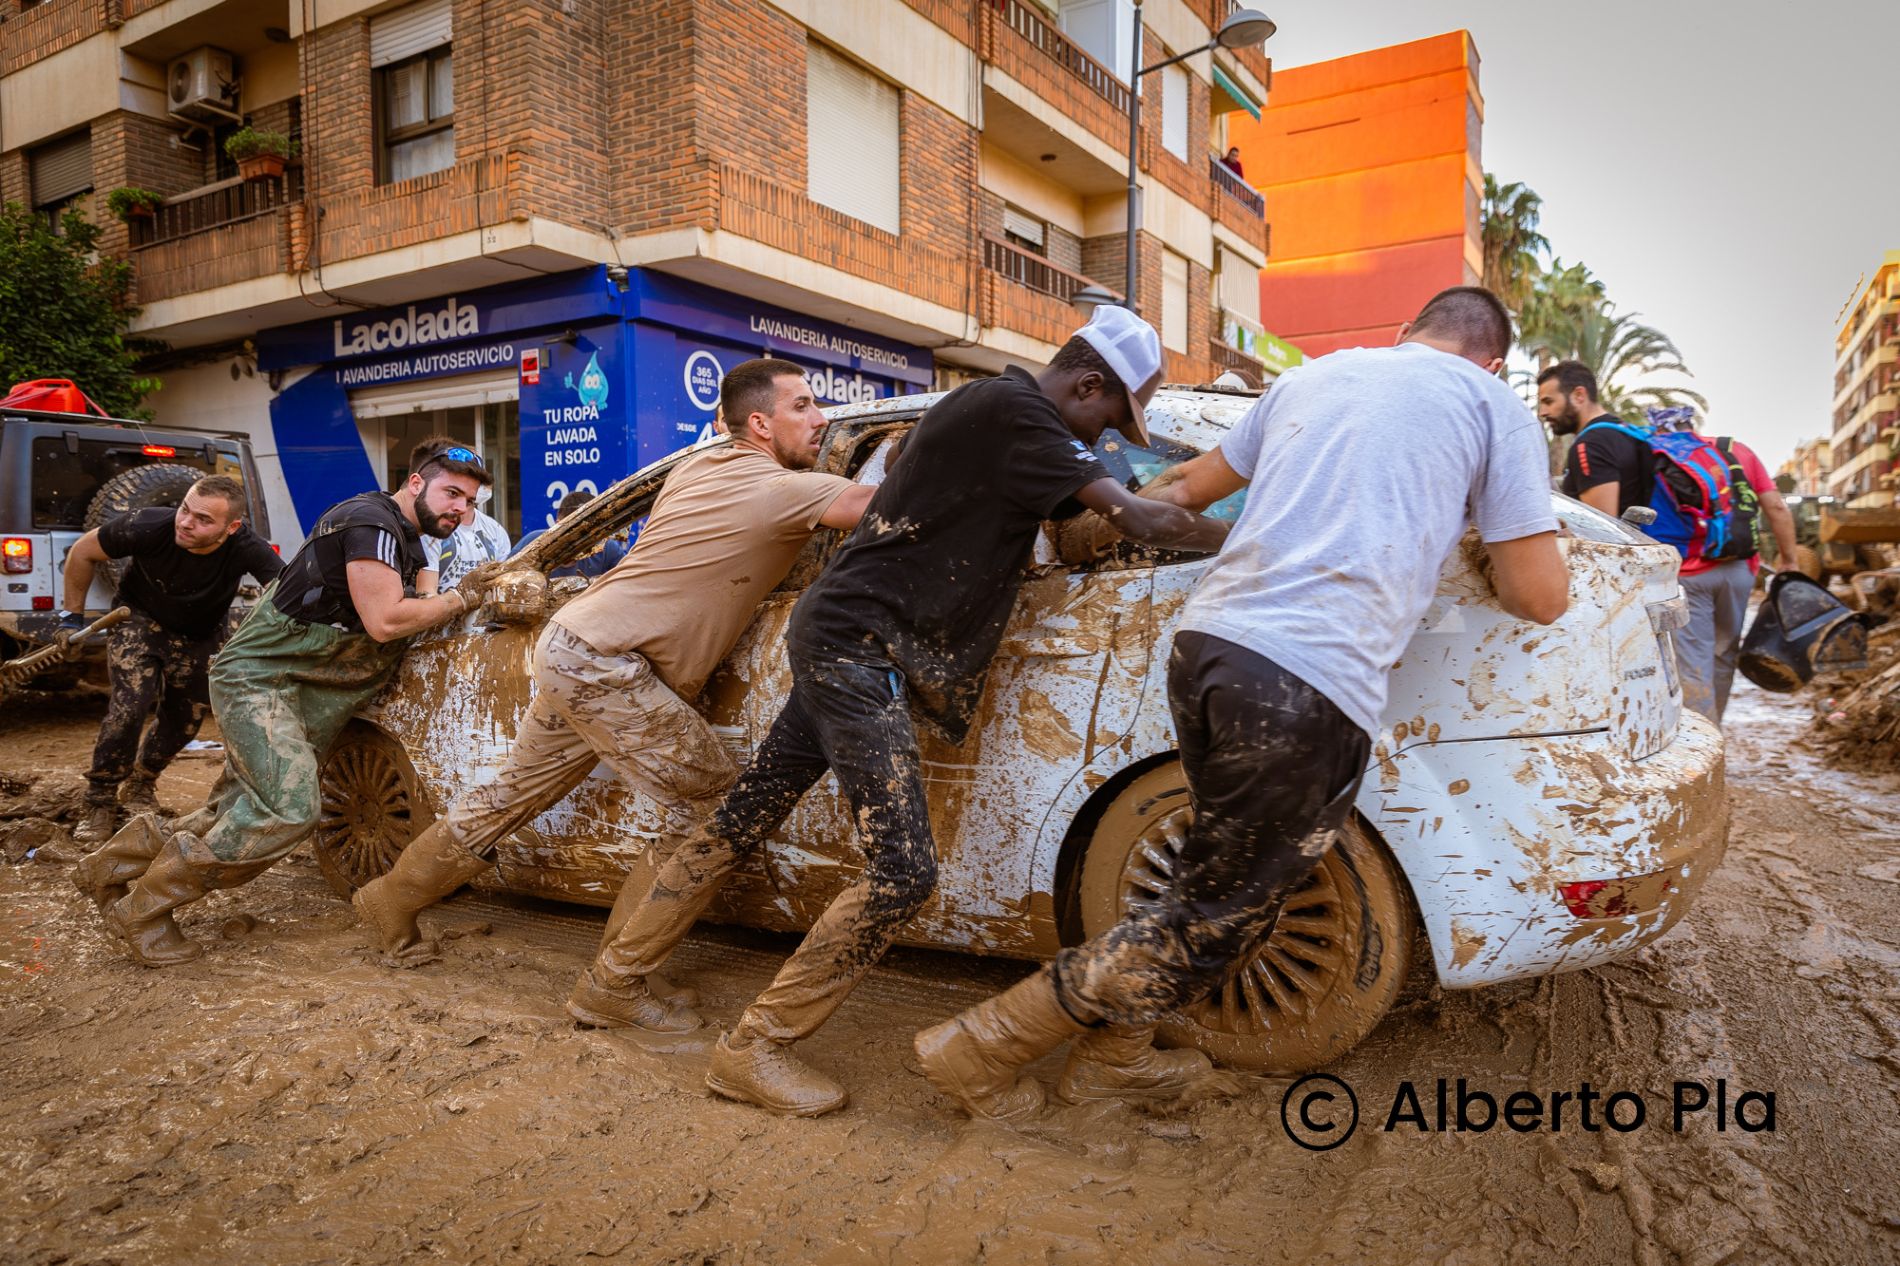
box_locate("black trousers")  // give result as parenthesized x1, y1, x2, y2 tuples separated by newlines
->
(86, 611, 216, 806)
(1053, 630, 1372, 1026)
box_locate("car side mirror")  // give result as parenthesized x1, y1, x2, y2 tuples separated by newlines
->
(1621, 506, 1658, 526)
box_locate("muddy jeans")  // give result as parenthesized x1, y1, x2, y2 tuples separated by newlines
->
(1053, 631, 1371, 1027)
(596, 653, 937, 1045)
(177, 589, 405, 875)
(440, 625, 737, 862)
(1678, 559, 1754, 724)
(85, 610, 216, 806)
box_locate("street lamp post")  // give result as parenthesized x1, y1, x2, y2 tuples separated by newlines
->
(1122, 3, 1275, 314)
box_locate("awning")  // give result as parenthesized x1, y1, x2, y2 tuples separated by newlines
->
(1211, 63, 1261, 120)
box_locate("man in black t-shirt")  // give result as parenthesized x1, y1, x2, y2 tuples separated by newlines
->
(1538, 360, 1649, 515)
(74, 439, 510, 968)
(572, 306, 1230, 1118)
(58, 476, 283, 843)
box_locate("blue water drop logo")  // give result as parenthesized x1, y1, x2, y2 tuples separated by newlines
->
(576, 351, 610, 410)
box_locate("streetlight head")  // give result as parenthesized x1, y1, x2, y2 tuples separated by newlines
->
(1070, 284, 1122, 317)
(1216, 8, 1275, 49)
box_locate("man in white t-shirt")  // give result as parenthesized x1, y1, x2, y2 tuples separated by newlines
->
(913, 287, 1573, 1119)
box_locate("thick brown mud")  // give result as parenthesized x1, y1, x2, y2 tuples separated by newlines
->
(2, 682, 1895, 1264)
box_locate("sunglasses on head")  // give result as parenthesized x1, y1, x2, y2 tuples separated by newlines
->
(440, 445, 484, 467)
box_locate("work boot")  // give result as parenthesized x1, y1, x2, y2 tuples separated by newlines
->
(71, 803, 121, 846)
(704, 1030, 847, 1118)
(913, 967, 1088, 1122)
(598, 853, 699, 1007)
(117, 771, 162, 817)
(71, 812, 169, 912)
(102, 836, 214, 967)
(566, 964, 705, 1033)
(1055, 1024, 1213, 1105)
(351, 823, 490, 966)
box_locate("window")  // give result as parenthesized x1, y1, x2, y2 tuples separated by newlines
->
(27, 129, 92, 228)
(1216, 246, 1260, 325)
(373, 0, 454, 184)
(807, 41, 900, 234)
(1002, 204, 1046, 256)
(30, 437, 230, 529)
(1161, 249, 1189, 354)
(1161, 62, 1188, 160)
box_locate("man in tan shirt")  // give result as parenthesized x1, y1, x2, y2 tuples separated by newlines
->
(352, 359, 871, 976)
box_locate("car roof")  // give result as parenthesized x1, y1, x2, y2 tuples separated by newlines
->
(822, 383, 1263, 452)
(1, 410, 249, 446)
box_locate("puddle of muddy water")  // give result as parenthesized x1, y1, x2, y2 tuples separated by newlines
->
(1721, 678, 1900, 837)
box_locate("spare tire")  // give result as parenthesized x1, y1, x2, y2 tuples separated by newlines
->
(83, 463, 204, 588)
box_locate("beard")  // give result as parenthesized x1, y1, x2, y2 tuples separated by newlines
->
(770, 431, 817, 471)
(1546, 401, 1583, 436)
(415, 486, 462, 539)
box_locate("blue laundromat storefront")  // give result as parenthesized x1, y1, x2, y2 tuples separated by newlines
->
(255, 267, 934, 537)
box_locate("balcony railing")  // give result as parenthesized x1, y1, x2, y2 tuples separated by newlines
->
(129, 168, 305, 248)
(987, 0, 1131, 114)
(1210, 156, 1265, 218)
(982, 234, 1114, 305)
(1209, 338, 1265, 385)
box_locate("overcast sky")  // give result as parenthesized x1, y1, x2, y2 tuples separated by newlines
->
(1262, 0, 1896, 468)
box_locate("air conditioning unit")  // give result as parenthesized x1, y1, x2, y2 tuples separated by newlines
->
(167, 47, 239, 123)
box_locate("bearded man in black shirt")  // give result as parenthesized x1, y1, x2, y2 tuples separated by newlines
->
(58, 475, 283, 843)
(568, 307, 1231, 1117)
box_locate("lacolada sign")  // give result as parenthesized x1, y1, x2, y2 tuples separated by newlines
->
(332, 297, 480, 356)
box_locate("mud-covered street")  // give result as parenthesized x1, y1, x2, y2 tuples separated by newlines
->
(2, 680, 1896, 1266)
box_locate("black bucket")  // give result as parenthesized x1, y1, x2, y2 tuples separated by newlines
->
(1738, 571, 1874, 692)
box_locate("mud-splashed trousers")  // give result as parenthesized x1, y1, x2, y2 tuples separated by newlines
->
(595, 655, 937, 1044)
(1052, 631, 1371, 1027)
(437, 626, 738, 861)
(84, 611, 218, 807)
(174, 588, 406, 876)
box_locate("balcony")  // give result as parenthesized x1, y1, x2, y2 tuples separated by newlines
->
(129, 169, 304, 248)
(1208, 337, 1266, 386)
(980, 234, 1117, 349)
(985, 0, 1130, 115)
(979, 0, 1133, 192)
(1209, 156, 1264, 219)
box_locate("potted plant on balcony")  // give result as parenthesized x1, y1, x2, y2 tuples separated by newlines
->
(225, 128, 299, 181)
(104, 187, 164, 223)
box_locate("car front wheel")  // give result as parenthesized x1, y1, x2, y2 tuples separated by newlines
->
(1073, 761, 1414, 1073)
(314, 722, 432, 897)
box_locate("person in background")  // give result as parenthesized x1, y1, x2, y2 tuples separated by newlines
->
(509, 489, 627, 579)
(1220, 146, 1245, 178)
(431, 488, 513, 590)
(1539, 361, 1646, 516)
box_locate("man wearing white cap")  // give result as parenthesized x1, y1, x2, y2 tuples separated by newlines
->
(568, 306, 1229, 1116)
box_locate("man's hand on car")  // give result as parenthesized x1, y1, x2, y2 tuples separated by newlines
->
(454, 561, 507, 603)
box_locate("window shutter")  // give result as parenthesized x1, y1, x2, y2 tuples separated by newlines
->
(1161, 249, 1189, 354)
(1161, 63, 1188, 160)
(807, 42, 901, 235)
(371, 0, 452, 68)
(29, 131, 92, 206)
(1217, 246, 1261, 325)
(1001, 205, 1044, 247)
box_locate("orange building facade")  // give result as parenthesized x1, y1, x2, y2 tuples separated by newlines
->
(1227, 31, 1484, 358)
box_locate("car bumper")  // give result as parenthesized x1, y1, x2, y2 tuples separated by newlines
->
(1362, 711, 1729, 988)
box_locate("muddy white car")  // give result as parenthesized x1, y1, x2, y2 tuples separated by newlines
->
(315, 386, 1728, 1073)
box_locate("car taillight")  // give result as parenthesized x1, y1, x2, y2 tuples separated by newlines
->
(142, 444, 176, 457)
(1560, 872, 1673, 919)
(2, 537, 30, 574)
(270, 542, 281, 554)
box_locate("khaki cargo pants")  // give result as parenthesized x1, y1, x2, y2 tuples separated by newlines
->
(176, 589, 405, 875)
(438, 624, 738, 863)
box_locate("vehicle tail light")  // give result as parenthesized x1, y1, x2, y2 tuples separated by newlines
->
(32, 595, 53, 610)
(1560, 872, 1674, 919)
(270, 542, 281, 554)
(142, 444, 176, 457)
(2, 537, 30, 574)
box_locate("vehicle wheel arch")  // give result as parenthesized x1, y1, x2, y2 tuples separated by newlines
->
(1051, 748, 1184, 945)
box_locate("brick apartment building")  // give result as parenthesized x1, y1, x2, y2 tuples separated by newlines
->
(1778, 437, 1832, 498)
(1828, 250, 1900, 510)
(0, 0, 1272, 542)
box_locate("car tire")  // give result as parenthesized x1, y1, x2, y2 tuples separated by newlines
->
(313, 722, 435, 898)
(1073, 761, 1415, 1074)
(83, 463, 206, 588)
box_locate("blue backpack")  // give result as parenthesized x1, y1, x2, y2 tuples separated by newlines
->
(1580, 420, 1759, 564)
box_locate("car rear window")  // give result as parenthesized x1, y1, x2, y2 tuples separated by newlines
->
(29, 437, 233, 528)
(1093, 433, 1249, 523)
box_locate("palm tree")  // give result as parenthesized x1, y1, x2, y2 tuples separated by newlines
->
(1523, 283, 1708, 417)
(1516, 258, 1605, 368)
(1481, 174, 1549, 313)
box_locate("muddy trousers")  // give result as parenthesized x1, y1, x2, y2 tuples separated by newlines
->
(597, 655, 937, 1045)
(439, 625, 738, 863)
(175, 593, 404, 879)
(1678, 559, 1754, 724)
(1052, 632, 1371, 1028)
(85, 611, 216, 806)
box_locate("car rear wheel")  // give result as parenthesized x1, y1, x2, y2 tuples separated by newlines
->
(314, 723, 433, 897)
(1073, 761, 1414, 1073)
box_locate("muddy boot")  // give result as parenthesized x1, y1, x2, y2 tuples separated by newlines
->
(102, 837, 214, 967)
(598, 857, 698, 1007)
(1055, 1025, 1213, 1105)
(913, 967, 1087, 1122)
(704, 1029, 847, 1118)
(351, 824, 490, 966)
(71, 803, 121, 847)
(71, 812, 170, 913)
(567, 963, 705, 1033)
(117, 771, 162, 818)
